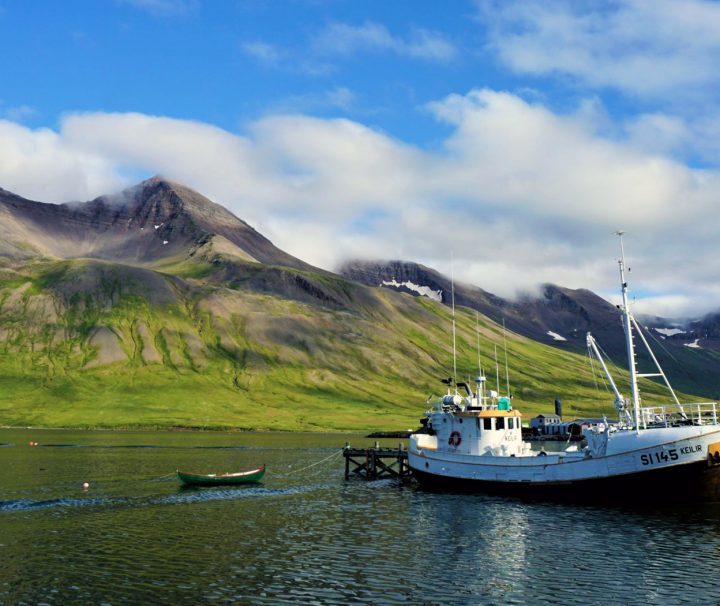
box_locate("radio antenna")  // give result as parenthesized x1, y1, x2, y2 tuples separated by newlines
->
(476, 312, 483, 377)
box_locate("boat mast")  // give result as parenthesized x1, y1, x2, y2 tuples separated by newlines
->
(502, 319, 511, 397)
(476, 312, 485, 405)
(494, 344, 500, 397)
(451, 256, 457, 394)
(616, 231, 641, 430)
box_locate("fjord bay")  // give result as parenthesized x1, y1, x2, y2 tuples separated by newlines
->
(2, 429, 720, 605)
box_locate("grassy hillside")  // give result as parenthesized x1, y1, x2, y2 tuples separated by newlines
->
(0, 257, 705, 431)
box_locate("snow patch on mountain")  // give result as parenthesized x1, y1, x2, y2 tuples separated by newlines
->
(546, 330, 567, 341)
(655, 327, 686, 337)
(382, 279, 442, 302)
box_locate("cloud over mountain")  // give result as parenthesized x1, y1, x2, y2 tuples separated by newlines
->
(3, 87, 720, 316)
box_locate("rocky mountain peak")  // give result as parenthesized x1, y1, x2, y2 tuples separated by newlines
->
(0, 178, 314, 271)
(75, 176, 241, 230)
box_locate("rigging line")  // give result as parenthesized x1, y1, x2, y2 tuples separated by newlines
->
(587, 341, 611, 394)
(596, 359, 612, 394)
(641, 323, 679, 363)
(595, 340, 618, 368)
(587, 346, 600, 392)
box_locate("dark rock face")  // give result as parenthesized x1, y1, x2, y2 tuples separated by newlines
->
(0, 177, 358, 316)
(0, 177, 314, 271)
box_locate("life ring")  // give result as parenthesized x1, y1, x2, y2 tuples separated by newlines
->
(448, 431, 462, 448)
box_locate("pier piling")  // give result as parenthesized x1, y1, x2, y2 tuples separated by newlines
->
(343, 443, 411, 481)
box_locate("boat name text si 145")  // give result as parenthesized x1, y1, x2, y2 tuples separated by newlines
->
(639, 444, 701, 466)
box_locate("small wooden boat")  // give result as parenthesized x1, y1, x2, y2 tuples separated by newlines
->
(176, 465, 265, 486)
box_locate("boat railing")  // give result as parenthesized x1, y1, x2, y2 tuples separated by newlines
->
(639, 402, 718, 428)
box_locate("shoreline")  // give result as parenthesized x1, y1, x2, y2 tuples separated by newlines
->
(0, 424, 405, 435)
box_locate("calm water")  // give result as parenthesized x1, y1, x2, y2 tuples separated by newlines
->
(1, 429, 720, 605)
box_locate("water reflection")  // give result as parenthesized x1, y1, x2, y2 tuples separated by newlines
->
(1, 429, 720, 605)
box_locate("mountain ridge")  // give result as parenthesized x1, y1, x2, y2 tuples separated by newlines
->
(0, 179, 717, 430)
(0, 177, 316, 272)
(338, 258, 720, 398)
(338, 259, 622, 349)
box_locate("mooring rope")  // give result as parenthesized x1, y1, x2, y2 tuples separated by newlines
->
(275, 448, 345, 478)
(118, 452, 345, 485)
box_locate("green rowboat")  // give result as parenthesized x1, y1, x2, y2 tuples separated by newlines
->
(176, 465, 265, 486)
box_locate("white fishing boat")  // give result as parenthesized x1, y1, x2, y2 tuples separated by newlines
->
(408, 234, 720, 501)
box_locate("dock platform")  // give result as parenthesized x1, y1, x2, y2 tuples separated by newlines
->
(343, 443, 412, 481)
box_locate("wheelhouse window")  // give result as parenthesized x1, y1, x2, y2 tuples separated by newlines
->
(483, 417, 493, 431)
(496, 417, 505, 430)
(508, 418, 515, 430)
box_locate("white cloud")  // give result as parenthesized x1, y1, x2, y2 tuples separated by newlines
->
(2, 105, 36, 122)
(623, 113, 692, 157)
(240, 40, 334, 76)
(4, 90, 720, 316)
(246, 114, 428, 215)
(241, 41, 282, 66)
(476, 0, 720, 166)
(612, 294, 706, 319)
(427, 90, 700, 226)
(325, 87, 356, 112)
(241, 21, 456, 76)
(117, 0, 198, 16)
(0, 120, 125, 202)
(480, 0, 720, 97)
(266, 87, 358, 114)
(314, 21, 458, 62)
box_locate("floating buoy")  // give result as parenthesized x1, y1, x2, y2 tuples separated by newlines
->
(82, 482, 90, 490)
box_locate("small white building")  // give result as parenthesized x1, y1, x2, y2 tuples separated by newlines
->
(531, 414, 563, 435)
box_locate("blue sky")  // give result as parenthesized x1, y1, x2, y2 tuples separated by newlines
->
(3, 0, 720, 318)
(1, 1, 510, 146)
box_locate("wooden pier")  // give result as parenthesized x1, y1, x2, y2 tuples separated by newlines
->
(343, 442, 412, 481)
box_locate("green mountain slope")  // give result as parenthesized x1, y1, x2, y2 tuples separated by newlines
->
(0, 178, 709, 431)
(0, 255, 700, 431)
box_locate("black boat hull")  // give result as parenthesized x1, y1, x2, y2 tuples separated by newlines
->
(411, 459, 720, 503)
